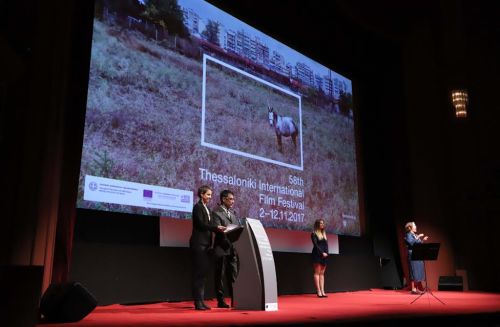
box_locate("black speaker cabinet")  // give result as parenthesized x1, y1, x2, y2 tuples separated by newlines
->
(40, 282, 97, 322)
(438, 276, 463, 291)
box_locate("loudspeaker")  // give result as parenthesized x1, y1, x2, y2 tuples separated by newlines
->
(40, 282, 97, 322)
(438, 276, 463, 291)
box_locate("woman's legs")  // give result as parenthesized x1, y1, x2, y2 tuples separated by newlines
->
(319, 265, 327, 296)
(410, 280, 423, 294)
(313, 264, 322, 296)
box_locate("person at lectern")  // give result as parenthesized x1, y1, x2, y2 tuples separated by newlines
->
(190, 185, 226, 310)
(311, 219, 329, 298)
(404, 221, 429, 294)
(211, 189, 240, 308)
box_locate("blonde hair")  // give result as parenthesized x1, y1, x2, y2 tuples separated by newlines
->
(405, 221, 415, 232)
(313, 219, 327, 240)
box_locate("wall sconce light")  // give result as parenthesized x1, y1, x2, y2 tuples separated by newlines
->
(451, 90, 468, 118)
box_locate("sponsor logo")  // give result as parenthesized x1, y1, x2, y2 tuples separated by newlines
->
(89, 181, 98, 191)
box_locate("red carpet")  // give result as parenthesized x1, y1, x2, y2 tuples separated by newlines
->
(39, 289, 500, 326)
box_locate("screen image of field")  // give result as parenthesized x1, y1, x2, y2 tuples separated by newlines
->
(78, 0, 359, 235)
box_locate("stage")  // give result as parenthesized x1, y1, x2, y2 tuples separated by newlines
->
(39, 289, 500, 326)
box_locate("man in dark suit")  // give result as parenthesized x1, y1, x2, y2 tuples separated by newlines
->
(190, 185, 226, 310)
(211, 189, 240, 308)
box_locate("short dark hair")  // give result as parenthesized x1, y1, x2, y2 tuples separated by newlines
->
(220, 189, 234, 203)
(197, 185, 212, 197)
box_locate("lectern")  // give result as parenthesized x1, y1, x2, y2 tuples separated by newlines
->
(410, 243, 445, 304)
(232, 218, 278, 311)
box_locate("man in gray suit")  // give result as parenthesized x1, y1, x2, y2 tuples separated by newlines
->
(211, 190, 240, 308)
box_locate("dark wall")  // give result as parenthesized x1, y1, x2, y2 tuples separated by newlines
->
(71, 209, 382, 305)
(449, 1, 500, 291)
(398, 0, 500, 291)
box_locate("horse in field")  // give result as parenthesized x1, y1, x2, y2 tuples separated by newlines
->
(268, 106, 299, 153)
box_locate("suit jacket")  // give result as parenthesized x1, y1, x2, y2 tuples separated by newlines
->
(211, 205, 239, 257)
(190, 201, 218, 248)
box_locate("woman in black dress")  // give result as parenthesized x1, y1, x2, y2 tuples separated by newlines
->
(311, 219, 329, 297)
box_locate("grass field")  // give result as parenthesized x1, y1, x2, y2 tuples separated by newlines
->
(78, 20, 360, 235)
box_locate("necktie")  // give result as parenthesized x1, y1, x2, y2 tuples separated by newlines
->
(223, 207, 231, 222)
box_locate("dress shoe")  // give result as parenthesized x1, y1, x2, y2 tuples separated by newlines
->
(321, 294, 328, 298)
(201, 302, 211, 310)
(195, 301, 208, 310)
(217, 301, 230, 308)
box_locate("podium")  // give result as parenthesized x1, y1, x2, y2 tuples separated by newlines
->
(232, 218, 278, 311)
(410, 243, 445, 304)
(224, 223, 244, 244)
